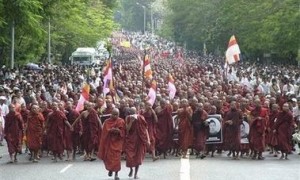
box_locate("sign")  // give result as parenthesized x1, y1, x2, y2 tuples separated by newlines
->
(240, 120, 250, 144)
(172, 112, 179, 141)
(206, 114, 223, 144)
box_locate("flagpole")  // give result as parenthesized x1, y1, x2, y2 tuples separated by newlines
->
(142, 49, 146, 101)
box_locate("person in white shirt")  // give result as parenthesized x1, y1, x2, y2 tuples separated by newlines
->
(282, 81, 295, 96)
(0, 96, 9, 146)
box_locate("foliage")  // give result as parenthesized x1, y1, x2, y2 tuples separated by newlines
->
(0, 0, 117, 66)
(160, 0, 300, 60)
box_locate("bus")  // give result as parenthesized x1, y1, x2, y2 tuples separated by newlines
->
(70, 47, 102, 66)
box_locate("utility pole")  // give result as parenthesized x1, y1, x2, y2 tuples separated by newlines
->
(48, 18, 51, 64)
(11, 21, 15, 69)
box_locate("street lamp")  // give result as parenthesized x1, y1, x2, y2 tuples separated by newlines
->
(136, 2, 146, 34)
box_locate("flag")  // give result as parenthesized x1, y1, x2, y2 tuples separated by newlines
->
(144, 54, 152, 79)
(168, 74, 176, 99)
(225, 35, 241, 65)
(120, 41, 131, 48)
(147, 81, 156, 106)
(103, 59, 113, 97)
(75, 83, 90, 112)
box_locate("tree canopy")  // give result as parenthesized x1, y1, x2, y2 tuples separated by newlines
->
(159, 0, 299, 61)
(0, 0, 117, 66)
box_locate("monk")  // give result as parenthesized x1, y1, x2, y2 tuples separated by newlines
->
(273, 103, 296, 160)
(19, 103, 29, 153)
(141, 102, 159, 161)
(249, 99, 268, 160)
(267, 104, 279, 157)
(4, 104, 23, 163)
(155, 99, 174, 158)
(125, 107, 150, 179)
(177, 99, 193, 158)
(98, 108, 125, 180)
(223, 101, 243, 160)
(73, 102, 101, 161)
(26, 105, 44, 162)
(191, 103, 209, 159)
(47, 102, 73, 162)
(65, 101, 81, 160)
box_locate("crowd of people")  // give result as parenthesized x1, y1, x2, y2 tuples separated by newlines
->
(0, 31, 300, 180)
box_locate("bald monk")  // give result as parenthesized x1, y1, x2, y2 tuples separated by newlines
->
(4, 104, 23, 163)
(125, 107, 151, 179)
(155, 99, 174, 158)
(47, 102, 73, 162)
(177, 99, 193, 158)
(65, 101, 81, 160)
(98, 108, 125, 180)
(141, 102, 159, 161)
(249, 99, 268, 160)
(223, 101, 243, 160)
(73, 102, 101, 161)
(273, 103, 296, 160)
(26, 105, 44, 162)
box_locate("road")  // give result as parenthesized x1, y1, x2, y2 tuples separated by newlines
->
(0, 145, 300, 180)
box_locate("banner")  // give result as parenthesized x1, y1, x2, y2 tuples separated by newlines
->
(240, 120, 250, 144)
(206, 114, 223, 144)
(172, 112, 179, 141)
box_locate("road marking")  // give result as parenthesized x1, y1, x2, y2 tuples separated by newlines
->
(180, 154, 190, 180)
(60, 164, 73, 173)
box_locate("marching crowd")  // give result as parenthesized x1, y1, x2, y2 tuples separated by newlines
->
(0, 32, 300, 180)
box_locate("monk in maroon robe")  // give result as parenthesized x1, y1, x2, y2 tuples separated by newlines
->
(4, 104, 23, 163)
(47, 102, 73, 162)
(26, 105, 44, 162)
(65, 101, 81, 160)
(20, 104, 29, 153)
(125, 107, 150, 179)
(141, 102, 159, 161)
(249, 99, 268, 160)
(98, 108, 125, 180)
(273, 103, 296, 159)
(192, 103, 209, 159)
(73, 102, 101, 161)
(223, 101, 242, 159)
(156, 100, 174, 158)
(40, 101, 52, 153)
(267, 104, 279, 157)
(177, 99, 193, 158)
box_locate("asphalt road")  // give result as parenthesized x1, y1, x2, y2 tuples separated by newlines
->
(0, 144, 300, 180)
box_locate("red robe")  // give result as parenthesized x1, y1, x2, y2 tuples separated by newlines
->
(4, 112, 23, 154)
(65, 109, 81, 151)
(26, 113, 44, 151)
(82, 109, 100, 153)
(249, 107, 268, 152)
(178, 107, 193, 152)
(273, 111, 294, 153)
(223, 109, 242, 151)
(98, 117, 125, 172)
(47, 110, 67, 154)
(125, 115, 148, 167)
(192, 109, 208, 152)
(266, 110, 279, 146)
(141, 110, 156, 152)
(155, 105, 174, 152)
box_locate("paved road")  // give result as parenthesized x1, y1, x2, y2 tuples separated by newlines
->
(0, 145, 300, 180)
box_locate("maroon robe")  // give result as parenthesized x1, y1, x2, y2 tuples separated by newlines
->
(82, 109, 100, 154)
(156, 105, 173, 152)
(223, 109, 242, 151)
(125, 115, 148, 167)
(98, 117, 125, 172)
(266, 110, 279, 146)
(178, 107, 193, 152)
(26, 113, 44, 151)
(192, 109, 208, 152)
(47, 110, 67, 154)
(249, 107, 268, 152)
(273, 111, 294, 153)
(65, 109, 81, 151)
(4, 112, 23, 154)
(141, 110, 156, 152)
